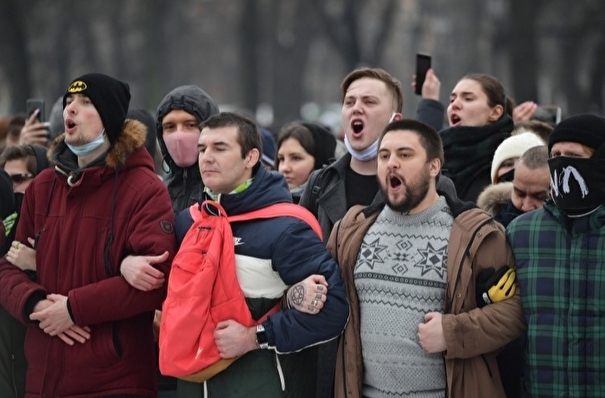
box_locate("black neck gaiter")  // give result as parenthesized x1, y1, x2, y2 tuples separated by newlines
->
(548, 156, 605, 216)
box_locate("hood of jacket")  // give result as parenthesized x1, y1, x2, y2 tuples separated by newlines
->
(48, 119, 153, 180)
(477, 182, 513, 218)
(29, 144, 51, 174)
(206, 165, 292, 216)
(155, 85, 219, 170)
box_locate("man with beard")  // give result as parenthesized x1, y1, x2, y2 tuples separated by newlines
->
(327, 119, 525, 398)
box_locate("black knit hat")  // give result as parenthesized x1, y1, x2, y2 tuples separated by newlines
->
(63, 73, 131, 144)
(548, 113, 605, 158)
(302, 123, 337, 170)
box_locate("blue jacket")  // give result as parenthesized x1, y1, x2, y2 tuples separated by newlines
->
(175, 166, 349, 397)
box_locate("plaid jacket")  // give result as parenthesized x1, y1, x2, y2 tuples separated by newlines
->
(506, 201, 605, 398)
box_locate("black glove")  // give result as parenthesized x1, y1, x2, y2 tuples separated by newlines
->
(475, 265, 516, 308)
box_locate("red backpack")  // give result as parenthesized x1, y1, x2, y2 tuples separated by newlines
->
(159, 200, 322, 382)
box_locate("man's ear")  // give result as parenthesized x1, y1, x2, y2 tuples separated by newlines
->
(245, 148, 261, 169)
(390, 112, 403, 122)
(429, 157, 441, 177)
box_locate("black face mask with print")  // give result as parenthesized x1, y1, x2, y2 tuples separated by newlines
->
(548, 156, 605, 217)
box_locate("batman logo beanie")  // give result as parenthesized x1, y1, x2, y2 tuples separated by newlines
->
(63, 73, 131, 144)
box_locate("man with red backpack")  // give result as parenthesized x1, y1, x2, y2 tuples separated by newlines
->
(169, 112, 349, 398)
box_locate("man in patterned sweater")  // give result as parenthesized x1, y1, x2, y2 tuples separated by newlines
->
(507, 114, 605, 398)
(328, 119, 525, 398)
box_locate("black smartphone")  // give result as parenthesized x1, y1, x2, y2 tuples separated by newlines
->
(414, 53, 432, 96)
(26, 98, 45, 122)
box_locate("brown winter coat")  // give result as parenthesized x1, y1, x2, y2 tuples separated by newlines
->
(328, 196, 525, 398)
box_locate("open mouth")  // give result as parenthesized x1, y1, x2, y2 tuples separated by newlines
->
(389, 175, 402, 188)
(450, 114, 461, 126)
(352, 120, 363, 134)
(65, 119, 76, 132)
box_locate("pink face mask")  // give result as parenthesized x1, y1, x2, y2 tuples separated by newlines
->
(163, 131, 200, 168)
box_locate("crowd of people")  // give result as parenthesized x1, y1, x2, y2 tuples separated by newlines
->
(0, 64, 603, 398)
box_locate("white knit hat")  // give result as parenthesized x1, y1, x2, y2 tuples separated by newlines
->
(490, 131, 545, 184)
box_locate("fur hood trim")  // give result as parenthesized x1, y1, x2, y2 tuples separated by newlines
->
(477, 182, 513, 217)
(48, 119, 147, 168)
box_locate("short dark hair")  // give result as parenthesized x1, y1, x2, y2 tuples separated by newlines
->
(274, 123, 314, 170)
(518, 145, 548, 170)
(340, 67, 403, 113)
(378, 119, 444, 167)
(200, 112, 262, 160)
(0, 144, 37, 174)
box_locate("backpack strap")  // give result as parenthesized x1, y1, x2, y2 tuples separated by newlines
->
(189, 200, 228, 223)
(306, 167, 326, 218)
(228, 203, 323, 240)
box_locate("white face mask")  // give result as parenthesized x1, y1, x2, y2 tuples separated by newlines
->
(163, 131, 200, 168)
(65, 130, 107, 157)
(344, 113, 397, 161)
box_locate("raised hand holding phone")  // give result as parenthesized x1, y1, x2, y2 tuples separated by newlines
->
(22, 98, 51, 146)
(414, 53, 432, 96)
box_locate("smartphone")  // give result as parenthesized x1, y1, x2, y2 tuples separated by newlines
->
(26, 98, 45, 122)
(414, 53, 432, 96)
(533, 105, 561, 126)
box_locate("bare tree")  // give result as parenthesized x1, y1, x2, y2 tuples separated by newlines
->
(311, 0, 398, 70)
(508, 0, 542, 103)
(0, 0, 32, 113)
(239, 0, 261, 114)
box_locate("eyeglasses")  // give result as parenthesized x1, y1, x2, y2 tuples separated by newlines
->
(10, 173, 34, 183)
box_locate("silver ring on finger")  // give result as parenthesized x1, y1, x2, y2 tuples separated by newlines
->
(311, 299, 318, 307)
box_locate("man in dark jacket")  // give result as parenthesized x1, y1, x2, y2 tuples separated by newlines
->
(173, 112, 349, 398)
(507, 114, 605, 398)
(0, 73, 176, 397)
(156, 85, 219, 213)
(300, 67, 455, 242)
(0, 144, 51, 398)
(0, 170, 23, 398)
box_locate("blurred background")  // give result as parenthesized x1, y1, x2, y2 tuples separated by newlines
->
(1, 0, 603, 132)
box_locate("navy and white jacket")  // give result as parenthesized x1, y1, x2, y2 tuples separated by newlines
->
(175, 165, 349, 353)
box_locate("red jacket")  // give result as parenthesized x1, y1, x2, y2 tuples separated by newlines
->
(0, 120, 176, 397)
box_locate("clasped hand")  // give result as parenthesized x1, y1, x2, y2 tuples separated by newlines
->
(30, 294, 91, 346)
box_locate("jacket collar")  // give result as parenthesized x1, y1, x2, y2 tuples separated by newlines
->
(49, 119, 147, 172)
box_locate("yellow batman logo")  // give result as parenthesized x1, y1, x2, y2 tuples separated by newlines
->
(68, 81, 87, 93)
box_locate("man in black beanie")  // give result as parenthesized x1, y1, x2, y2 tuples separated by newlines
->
(507, 113, 605, 397)
(0, 72, 177, 397)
